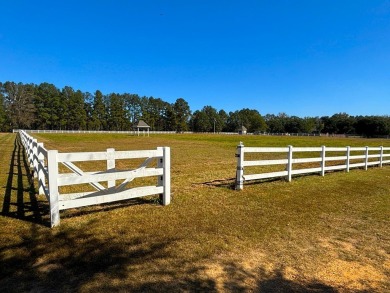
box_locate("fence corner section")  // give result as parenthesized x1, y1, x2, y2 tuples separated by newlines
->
(235, 142, 244, 190)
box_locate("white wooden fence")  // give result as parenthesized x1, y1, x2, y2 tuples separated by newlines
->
(235, 142, 390, 190)
(19, 130, 171, 227)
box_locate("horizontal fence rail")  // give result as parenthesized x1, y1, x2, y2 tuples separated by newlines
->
(19, 130, 171, 227)
(235, 142, 390, 190)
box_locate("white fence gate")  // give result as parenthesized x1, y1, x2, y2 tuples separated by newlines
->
(235, 142, 390, 190)
(19, 130, 171, 227)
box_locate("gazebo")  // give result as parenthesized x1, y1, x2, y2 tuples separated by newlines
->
(133, 120, 150, 136)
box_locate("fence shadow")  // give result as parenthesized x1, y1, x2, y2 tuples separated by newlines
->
(193, 177, 236, 190)
(1, 136, 49, 226)
(60, 196, 161, 219)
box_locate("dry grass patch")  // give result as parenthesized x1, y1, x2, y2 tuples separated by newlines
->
(0, 133, 389, 292)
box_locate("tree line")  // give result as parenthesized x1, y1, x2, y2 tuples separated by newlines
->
(1, 81, 389, 137)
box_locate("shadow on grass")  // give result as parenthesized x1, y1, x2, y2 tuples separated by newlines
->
(60, 196, 161, 219)
(194, 177, 286, 190)
(0, 220, 346, 292)
(1, 136, 48, 226)
(193, 177, 236, 189)
(256, 268, 337, 293)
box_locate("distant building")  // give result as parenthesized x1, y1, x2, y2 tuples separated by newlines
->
(133, 120, 150, 136)
(238, 126, 247, 135)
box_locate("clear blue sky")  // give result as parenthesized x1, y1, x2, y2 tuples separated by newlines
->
(1, 0, 390, 117)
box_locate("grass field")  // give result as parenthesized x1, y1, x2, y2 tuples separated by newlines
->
(0, 132, 389, 292)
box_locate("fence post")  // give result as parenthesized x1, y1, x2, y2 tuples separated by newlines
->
(107, 148, 115, 188)
(346, 146, 350, 172)
(47, 150, 60, 227)
(380, 146, 383, 168)
(28, 137, 34, 167)
(157, 147, 164, 203)
(365, 146, 369, 170)
(287, 145, 293, 182)
(37, 143, 46, 195)
(235, 142, 244, 190)
(33, 139, 38, 178)
(321, 145, 326, 176)
(162, 147, 171, 205)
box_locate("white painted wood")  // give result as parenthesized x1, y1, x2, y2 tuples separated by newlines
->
(61, 161, 105, 191)
(107, 148, 115, 188)
(37, 142, 46, 195)
(19, 130, 172, 226)
(115, 157, 155, 192)
(287, 145, 293, 182)
(350, 147, 367, 151)
(37, 143, 48, 157)
(321, 146, 326, 176)
(56, 150, 161, 162)
(58, 168, 163, 186)
(292, 147, 322, 152)
(243, 159, 288, 166)
(380, 146, 384, 167)
(57, 151, 108, 162)
(237, 143, 390, 189)
(244, 171, 288, 181)
(47, 150, 60, 227)
(235, 142, 245, 190)
(59, 186, 164, 210)
(32, 139, 38, 177)
(157, 147, 163, 203)
(114, 150, 162, 160)
(162, 147, 171, 205)
(366, 147, 382, 151)
(244, 147, 289, 153)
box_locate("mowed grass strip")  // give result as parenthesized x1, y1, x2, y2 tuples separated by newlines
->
(0, 133, 389, 292)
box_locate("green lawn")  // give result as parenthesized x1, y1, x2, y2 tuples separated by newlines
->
(0, 132, 389, 292)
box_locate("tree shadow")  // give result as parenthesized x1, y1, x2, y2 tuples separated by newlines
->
(1, 136, 48, 226)
(256, 268, 337, 293)
(0, 222, 180, 292)
(0, 224, 372, 293)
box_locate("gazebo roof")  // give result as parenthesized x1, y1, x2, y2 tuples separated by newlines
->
(133, 120, 150, 128)
(238, 125, 247, 131)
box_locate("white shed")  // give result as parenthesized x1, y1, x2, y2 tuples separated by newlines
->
(238, 126, 247, 135)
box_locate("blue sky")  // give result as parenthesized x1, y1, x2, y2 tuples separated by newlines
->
(1, 0, 390, 117)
